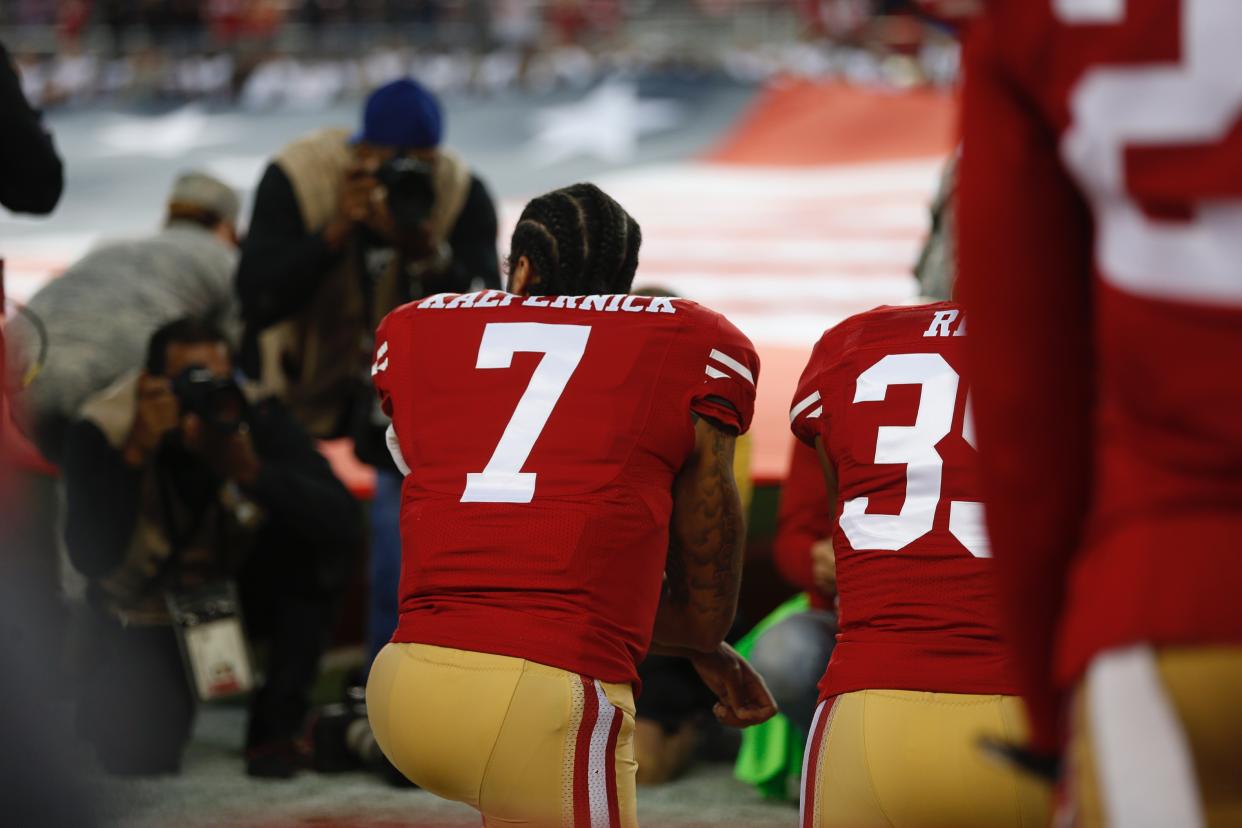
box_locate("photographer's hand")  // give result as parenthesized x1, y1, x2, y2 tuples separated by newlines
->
(121, 374, 178, 467)
(324, 166, 378, 250)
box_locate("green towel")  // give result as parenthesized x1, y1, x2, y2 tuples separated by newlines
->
(732, 593, 812, 801)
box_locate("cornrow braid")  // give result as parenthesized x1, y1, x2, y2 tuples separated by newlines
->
(508, 183, 641, 297)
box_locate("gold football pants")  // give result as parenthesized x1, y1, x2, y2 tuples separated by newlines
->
(367, 642, 638, 828)
(800, 689, 1050, 828)
(1067, 646, 1242, 828)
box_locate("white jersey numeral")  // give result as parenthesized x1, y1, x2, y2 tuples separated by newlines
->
(1059, 0, 1242, 305)
(460, 322, 591, 504)
(839, 353, 989, 558)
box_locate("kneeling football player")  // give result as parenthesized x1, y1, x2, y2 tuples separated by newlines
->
(366, 183, 777, 827)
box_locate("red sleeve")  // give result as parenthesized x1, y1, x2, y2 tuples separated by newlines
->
(371, 311, 396, 418)
(772, 439, 835, 603)
(689, 312, 759, 434)
(789, 329, 837, 447)
(957, 14, 1094, 753)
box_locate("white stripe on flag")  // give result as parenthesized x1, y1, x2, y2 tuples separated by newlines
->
(790, 391, 822, 422)
(709, 349, 754, 385)
(588, 681, 616, 828)
(705, 366, 728, 380)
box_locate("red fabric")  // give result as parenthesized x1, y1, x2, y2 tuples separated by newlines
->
(801, 698, 834, 828)
(604, 701, 622, 828)
(790, 303, 1014, 701)
(373, 290, 758, 686)
(574, 676, 599, 828)
(958, 1, 1242, 752)
(772, 439, 834, 610)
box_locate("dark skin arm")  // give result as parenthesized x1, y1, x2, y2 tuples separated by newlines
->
(649, 416, 777, 728)
(651, 416, 745, 654)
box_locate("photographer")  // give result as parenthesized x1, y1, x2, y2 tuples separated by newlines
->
(236, 77, 499, 667)
(61, 318, 361, 778)
(6, 171, 240, 464)
(236, 77, 500, 440)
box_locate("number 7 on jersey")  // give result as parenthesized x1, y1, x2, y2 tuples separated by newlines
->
(461, 322, 592, 504)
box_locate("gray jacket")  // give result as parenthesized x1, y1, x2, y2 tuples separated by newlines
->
(6, 221, 239, 462)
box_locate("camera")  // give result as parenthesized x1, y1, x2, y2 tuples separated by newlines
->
(375, 156, 436, 230)
(172, 366, 248, 433)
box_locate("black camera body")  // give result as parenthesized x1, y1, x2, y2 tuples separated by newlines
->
(375, 156, 436, 229)
(172, 366, 248, 434)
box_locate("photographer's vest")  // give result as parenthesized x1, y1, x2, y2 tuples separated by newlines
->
(78, 372, 259, 625)
(257, 128, 472, 438)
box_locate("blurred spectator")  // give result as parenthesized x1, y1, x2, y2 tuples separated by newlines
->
(61, 317, 361, 778)
(0, 38, 63, 215)
(748, 438, 837, 738)
(236, 77, 499, 666)
(5, 172, 241, 465)
(912, 148, 956, 302)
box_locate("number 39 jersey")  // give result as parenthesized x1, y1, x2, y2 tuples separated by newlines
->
(372, 290, 759, 686)
(790, 302, 1014, 701)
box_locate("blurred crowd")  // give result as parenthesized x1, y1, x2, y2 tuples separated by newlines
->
(3, 0, 958, 107)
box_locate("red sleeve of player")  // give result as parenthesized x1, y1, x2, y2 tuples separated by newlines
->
(957, 13, 1095, 754)
(772, 439, 834, 601)
(371, 311, 396, 418)
(689, 313, 759, 435)
(789, 330, 836, 447)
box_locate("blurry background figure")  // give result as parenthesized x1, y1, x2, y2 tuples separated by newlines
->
(5, 171, 241, 465)
(60, 318, 361, 779)
(733, 438, 837, 802)
(0, 34, 92, 828)
(235, 77, 499, 671)
(0, 37, 62, 215)
(911, 149, 956, 302)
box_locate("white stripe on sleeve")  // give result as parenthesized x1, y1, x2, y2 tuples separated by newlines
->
(790, 391, 822, 422)
(705, 366, 729, 380)
(708, 348, 755, 385)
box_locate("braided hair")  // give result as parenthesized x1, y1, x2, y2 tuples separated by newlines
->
(508, 183, 642, 296)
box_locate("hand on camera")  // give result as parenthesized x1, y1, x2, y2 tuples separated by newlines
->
(324, 165, 381, 249)
(122, 373, 179, 467)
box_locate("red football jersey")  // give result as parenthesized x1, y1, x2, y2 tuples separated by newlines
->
(790, 302, 1014, 701)
(958, 0, 1242, 750)
(372, 290, 759, 686)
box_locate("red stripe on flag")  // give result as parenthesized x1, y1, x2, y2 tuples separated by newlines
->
(573, 675, 599, 828)
(802, 697, 835, 828)
(604, 703, 623, 828)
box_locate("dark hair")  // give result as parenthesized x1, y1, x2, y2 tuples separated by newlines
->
(508, 183, 641, 296)
(165, 203, 225, 231)
(145, 317, 228, 376)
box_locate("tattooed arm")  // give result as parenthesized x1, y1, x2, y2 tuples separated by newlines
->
(647, 415, 778, 727)
(650, 416, 745, 655)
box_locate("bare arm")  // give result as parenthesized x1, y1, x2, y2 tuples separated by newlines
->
(650, 416, 745, 655)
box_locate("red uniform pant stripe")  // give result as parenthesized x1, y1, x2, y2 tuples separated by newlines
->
(573, 675, 600, 827)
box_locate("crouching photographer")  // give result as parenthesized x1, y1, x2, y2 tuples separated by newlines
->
(61, 318, 362, 779)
